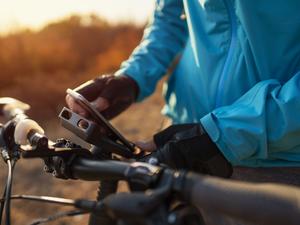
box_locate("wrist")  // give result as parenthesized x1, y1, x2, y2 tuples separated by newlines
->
(153, 123, 203, 148)
(115, 74, 140, 101)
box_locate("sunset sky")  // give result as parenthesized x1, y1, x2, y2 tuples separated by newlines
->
(0, 0, 154, 33)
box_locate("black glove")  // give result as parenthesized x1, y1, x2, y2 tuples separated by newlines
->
(72, 74, 139, 119)
(144, 124, 232, 178)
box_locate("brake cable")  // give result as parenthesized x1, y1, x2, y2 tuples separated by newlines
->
(5, 160, 17, 225)
(0, 195, 85, 225)
(0, 159, 17, 225)
(29, 210, 88, 225)
(0, 195, 75, 206)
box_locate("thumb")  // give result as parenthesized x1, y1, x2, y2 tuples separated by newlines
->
(65, 94, 89, 117)
(91, 96, 110, 113)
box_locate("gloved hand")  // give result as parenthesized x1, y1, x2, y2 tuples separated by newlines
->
(141, 124, 233, 178)
(66, 74, 139, 120)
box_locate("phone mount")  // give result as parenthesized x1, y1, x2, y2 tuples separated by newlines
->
(59, 107, 139, 159)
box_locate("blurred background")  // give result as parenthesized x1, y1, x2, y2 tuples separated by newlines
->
(0, 1, 165, 224)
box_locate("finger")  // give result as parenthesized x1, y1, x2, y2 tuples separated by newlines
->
(135, 140, 157, 152)
(73, 79, 105, 101)
(91, 97, 110, 113)
(65, 94, 88, 117)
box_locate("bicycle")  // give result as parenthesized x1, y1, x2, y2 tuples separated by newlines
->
(0, 97, 299, 225)
(0, 97, 203, 225)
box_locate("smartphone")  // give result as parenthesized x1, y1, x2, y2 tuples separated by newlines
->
(66, 88, 135, 152)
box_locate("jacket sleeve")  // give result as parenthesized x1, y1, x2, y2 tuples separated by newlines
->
(115, 0, 188, 101)
(200, 72, 300, 166)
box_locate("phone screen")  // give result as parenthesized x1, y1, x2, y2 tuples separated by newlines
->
(66, 88, 135, 151)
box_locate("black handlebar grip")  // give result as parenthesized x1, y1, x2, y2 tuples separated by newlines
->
(70, 158, 129, 181)
(186, 172, 300, 225)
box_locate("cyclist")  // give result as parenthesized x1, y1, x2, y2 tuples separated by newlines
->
(66, 1, 300, 182)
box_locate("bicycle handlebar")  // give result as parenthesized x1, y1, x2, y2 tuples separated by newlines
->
(1, 97, 300, 225)
(186, 173, 300, 225)
(71, 158, 129, 181)
(67, 156, 300, 225)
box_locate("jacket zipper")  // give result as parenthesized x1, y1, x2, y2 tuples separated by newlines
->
(215, 0, 237, 108)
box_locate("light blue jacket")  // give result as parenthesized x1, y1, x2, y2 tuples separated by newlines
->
(116, 0, 300, 167)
